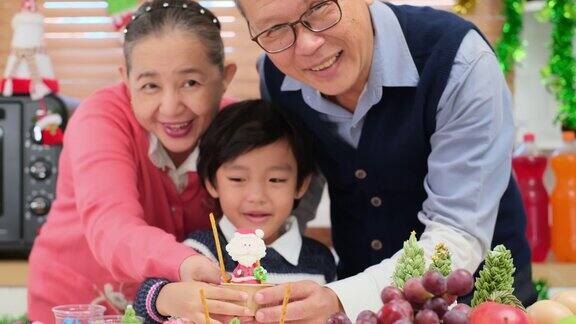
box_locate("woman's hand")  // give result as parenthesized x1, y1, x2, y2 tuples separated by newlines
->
(254, 280, 343, 323)
(179, 254, 223, 283)
(156, 281, 252, 324)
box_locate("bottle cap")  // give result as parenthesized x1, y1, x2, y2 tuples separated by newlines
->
(562, 131, 575, 141)
(523, 133, 535, 142)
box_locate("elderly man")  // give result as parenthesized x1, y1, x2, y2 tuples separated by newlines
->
(234, 0, 537, 321)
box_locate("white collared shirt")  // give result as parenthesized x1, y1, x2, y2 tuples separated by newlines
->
(147, 133, 199, 193)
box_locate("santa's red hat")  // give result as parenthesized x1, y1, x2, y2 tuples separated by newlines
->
(235, 228, 264, 239)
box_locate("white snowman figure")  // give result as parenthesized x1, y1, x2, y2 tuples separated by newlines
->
(225, 228, 267, 284)
(1, 0, 59, 100)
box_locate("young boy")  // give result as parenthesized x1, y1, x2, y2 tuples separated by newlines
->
(134, 100, 336, 323)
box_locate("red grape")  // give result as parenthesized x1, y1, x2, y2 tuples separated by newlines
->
(414, 309, 440, 324)
(356, 320, 377, 324)
(423, 297, 448, 318)
(381, 286, 404, 304)
(356, 310, 378, 324)
(328, 312, 352, 324)
(446, 269, 474, 297)
(378, 300, 413, 324)
(392, 300, 414, 320)
(403, 277, 433, 305)
(392, 319, 412, 324)
(442, 310, 469, 324)
(377, 303, 405, 324)
(451, 303, 472, 316)
(422, 271, 447, 296)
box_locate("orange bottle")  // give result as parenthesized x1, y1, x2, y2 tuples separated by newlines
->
(550, 131, 576, 261)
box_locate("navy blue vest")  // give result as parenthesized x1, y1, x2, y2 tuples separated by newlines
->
(263, 3, 535, 303)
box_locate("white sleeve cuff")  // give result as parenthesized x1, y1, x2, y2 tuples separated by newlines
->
(325, 269, 385, 320)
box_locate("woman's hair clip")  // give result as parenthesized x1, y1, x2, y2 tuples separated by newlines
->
(124, 1, 220, 34)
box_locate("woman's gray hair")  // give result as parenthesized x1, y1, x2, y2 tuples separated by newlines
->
(123, 0, 224, 73)
(233, 0, 245, 17)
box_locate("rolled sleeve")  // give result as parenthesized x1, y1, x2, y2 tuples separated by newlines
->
(422, 30, 515, 254)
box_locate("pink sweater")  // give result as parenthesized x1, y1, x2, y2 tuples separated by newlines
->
(28, 83, 217, 322)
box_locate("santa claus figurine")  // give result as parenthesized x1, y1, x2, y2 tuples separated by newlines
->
(1, 0, 59, 100)
(35, 112, 64, 145)
(225, 229, 268, 284)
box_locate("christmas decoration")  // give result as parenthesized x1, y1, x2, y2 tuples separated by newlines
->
(453, 0, 476, 15)
(428, 243, 452, 276)
(471, 244, 516, 307)
(35, 112, 63, 145)
(392, 231, 425, 289)
(253, 265, 269, 283)
(209, 213, 229, 282)
(329, 234, 535, 323)
(534, 279, 550, 300)
(0, 314, 28, 324)
(31, 99, 65, 146)
(495, 0, 526, 74)
(107, 0, 138, 31)
(121, 305, 140, 324)
(225, 228, 268, 284)
(539, 0, 576, 129)
(1, 0, 59, 100)
(211, 217, 273, 315)
(279, 285, 292, 324)
(200, 288, 210, 324)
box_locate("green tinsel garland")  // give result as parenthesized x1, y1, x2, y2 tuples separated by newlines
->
(539, 0, 576, 128)
(495, 0, 526, 74)
(106, 0, 137, 15)
(453, 0, 477, 15)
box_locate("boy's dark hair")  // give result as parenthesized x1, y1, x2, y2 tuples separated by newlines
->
(198, 100, 316, 191)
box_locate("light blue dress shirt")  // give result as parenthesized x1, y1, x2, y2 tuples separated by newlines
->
(259, 1, 515, 256)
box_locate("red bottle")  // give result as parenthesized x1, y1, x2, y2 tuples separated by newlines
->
(512, 133, 550, 262)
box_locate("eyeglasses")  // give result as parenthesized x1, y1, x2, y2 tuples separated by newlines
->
(249, 0, 342, 54)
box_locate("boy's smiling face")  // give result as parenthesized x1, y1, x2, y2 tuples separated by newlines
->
(206, 139, 310, 244)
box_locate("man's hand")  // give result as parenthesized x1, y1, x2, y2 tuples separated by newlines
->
(254, 280, 343, 323)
